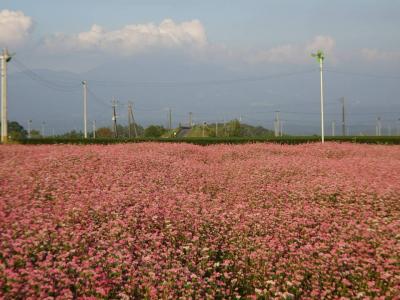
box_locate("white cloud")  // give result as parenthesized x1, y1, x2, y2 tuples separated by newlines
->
(305, 35, 335, 55)
(248, 35, 336, 64)
(249, 44, 297, 64)
(0, 9, 33, 47)
(43, 19, 207, 55)
(361, 48, 400, 61)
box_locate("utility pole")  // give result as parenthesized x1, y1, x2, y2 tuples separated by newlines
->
(331, 120, 336, 136)
(397, 118, 400, 136)
(28, 119, 32, 139)
(189, 112, 193, 127)
(128, 102, 132, 138)
(376, 117, 382, 136)
(112, 98, 118, 138)
(223, 118, 226, 136)
(131, 103, 138, 138)
(215, 122, 218, 137)
(341, 97, 346, 136)
(378, 118, 381, 136)
(274, 111, 281, 137)
(168, 108, 172, 134)
(41, 121, 45, 137)
(82, 80, 88, 138)
(1, 48, 13, 143)
(312, 50, 325, 143)
(127, 101, 138, 138)
(93, 120, 96, 139)
(280, 120, 283, 136)
(202, 122, 206, 137)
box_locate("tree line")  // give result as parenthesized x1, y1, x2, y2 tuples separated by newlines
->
(1, 119, 275, 140)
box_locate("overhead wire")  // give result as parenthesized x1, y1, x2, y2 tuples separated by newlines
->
(12, 58, 80, 92)
(325, 69, 400, 80)
(9, 57, 400, 135)
(86, 87, 110, 108)
(83, 69, 318, 87)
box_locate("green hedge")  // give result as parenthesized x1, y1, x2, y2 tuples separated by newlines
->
(13, 136, 400, 145)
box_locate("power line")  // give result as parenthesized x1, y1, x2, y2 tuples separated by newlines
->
(12, 58, 80, 92)
(12, 57, 318, 88)
(82, 69, 318, 87)
(325, 69, 400, 80)
(86, 87, 110, 108)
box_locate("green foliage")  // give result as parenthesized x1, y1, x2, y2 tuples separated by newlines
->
(239, 124, 274, 137)
(29, 130, 41, 138)
(227, 119, 241, 137)
(144, 125, 166, 138)
(17, 136, 400, 145)
(187, 125, 211, 137)
(115, 123, 144, 138)
(61, 124, 145, 139)
(96, 127, 113, 138)
(0, 121, 27, 140)
(59, 130, 83, 139)
(188, 121, 274, 138)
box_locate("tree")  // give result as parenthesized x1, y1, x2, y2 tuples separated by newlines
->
(30, 130, 41, 138)
(144, 125, 166, 138)
(0, 121, 27, 140)
(227, 119, 241, 137)
(96, 127, 113, 138)
(59, 130, 83, 139)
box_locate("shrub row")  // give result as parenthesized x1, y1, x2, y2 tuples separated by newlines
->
(14, 136, 400, 145)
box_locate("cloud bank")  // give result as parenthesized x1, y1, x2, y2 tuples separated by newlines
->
(248, 35, 336, 64)
(43, 19, 208, 55)
(4, 8, 399, 69)
(361, 48, 400, 62)
(0, 9, 33, 47)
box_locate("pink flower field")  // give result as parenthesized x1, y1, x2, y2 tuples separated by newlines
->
(0, 143, 399, 299)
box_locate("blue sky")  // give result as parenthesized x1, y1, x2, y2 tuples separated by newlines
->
(1, 1, 400, 134)
(3, 0, 400, 49)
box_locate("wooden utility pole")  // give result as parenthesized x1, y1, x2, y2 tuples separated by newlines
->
(128, 103, 132, 138)
(127, 101, 138, 138)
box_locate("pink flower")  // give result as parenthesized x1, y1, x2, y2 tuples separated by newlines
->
(0, 143, 399, 298)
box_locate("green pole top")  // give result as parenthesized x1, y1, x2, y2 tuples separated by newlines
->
(311, 50, 325, 62)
